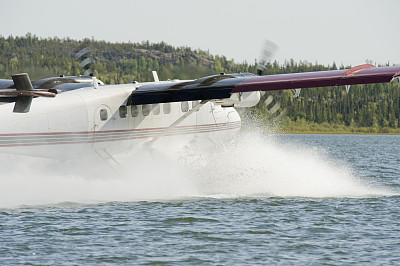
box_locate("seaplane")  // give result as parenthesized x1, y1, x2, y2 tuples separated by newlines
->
(1, 52, 400, 165)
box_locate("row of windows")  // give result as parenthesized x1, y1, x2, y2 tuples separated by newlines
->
(116, 101, 201, 119)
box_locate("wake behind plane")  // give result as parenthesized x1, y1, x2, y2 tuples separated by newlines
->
(0, 57, 399, 162)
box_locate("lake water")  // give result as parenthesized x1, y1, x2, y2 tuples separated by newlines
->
(1, 133, 400, 264)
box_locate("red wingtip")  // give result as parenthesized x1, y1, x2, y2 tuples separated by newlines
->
(344, 64, 375, 76)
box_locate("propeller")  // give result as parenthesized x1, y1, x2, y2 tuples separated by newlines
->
(75, 47, 93, 76)
(257, 39, 279, 76)
(74, 46, 107, 86)
(254, 40, 288, 123)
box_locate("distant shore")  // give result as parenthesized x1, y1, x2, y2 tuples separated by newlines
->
(279, 120, 400, 135)
(278, 130, 400, 135)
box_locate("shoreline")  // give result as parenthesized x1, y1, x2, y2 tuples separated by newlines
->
(277, 130, 400, 135)
(277, 119, 400, 135)
(277, 126, 400, 135)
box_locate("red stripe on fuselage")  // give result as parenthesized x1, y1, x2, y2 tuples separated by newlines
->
(0, 121, 240, 137)
(0, 122, 241, 147)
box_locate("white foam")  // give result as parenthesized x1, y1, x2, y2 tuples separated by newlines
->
(184, 131, 394, 198)
(0, 130, 395, 208)
(0, 151, 195, 208)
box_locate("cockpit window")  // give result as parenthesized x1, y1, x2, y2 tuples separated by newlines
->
(153, 104, 160, 115)
(142, 104, 150, 116)
(131, 105, 139, 117)
(181, 101, 189, 112)
(119, 105, 127, 118)
(163, 103, 171, 114)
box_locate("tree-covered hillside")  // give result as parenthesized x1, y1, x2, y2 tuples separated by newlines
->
(1, 34, 399, 133)
(0, 34, 254, 82)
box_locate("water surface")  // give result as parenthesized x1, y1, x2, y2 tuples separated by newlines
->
(1, 134, 399, 264)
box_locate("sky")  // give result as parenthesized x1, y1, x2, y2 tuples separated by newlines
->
(1, 0, 399, 66)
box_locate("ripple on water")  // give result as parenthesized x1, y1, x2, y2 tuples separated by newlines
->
(1, 135, 400, 264)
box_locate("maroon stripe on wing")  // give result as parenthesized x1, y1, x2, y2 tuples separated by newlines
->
(232, 65, 400, 93)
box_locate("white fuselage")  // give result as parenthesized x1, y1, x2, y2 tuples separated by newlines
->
(0, 82, 241, 159)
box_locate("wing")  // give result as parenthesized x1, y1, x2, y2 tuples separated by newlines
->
(129, 64, 400, 105)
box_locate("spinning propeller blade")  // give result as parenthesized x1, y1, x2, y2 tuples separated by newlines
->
(255, 40, 287, 121)
(257, 39, 279, 76)
(75, 47, 93, 76)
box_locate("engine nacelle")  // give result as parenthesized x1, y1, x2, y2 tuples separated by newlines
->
(213, 91, 261, 108)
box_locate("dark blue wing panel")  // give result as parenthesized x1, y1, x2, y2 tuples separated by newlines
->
(128, 65, 400, 105)
(128, 74, 251, 105)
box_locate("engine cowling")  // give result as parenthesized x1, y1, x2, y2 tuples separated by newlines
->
(213, 91, 261, 108)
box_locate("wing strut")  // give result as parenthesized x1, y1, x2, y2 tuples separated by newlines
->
(292, 88, 301, 98)
(146, 100, 210, 146)
(345, 85, 351, 93)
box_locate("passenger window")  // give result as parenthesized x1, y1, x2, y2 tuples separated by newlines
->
(100, 109, 108, 121)
(131, 105, 139, 117)
(153, 104, 160, 115)
(142, 104, 150, 116)
(192, 100, 200, 109)
(181, 101, 189, 112)
(119, 105, 127, 118)
(163, 103, 171, 114)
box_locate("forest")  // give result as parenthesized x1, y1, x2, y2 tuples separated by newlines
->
(1, 34, 399, 133)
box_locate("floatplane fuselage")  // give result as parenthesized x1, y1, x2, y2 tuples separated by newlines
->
(0, 78, 248, 159)
(1, 64, 400, 161)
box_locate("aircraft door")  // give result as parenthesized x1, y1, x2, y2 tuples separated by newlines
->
(93, 104, 114, 151)
(94, 104, 113, 132)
